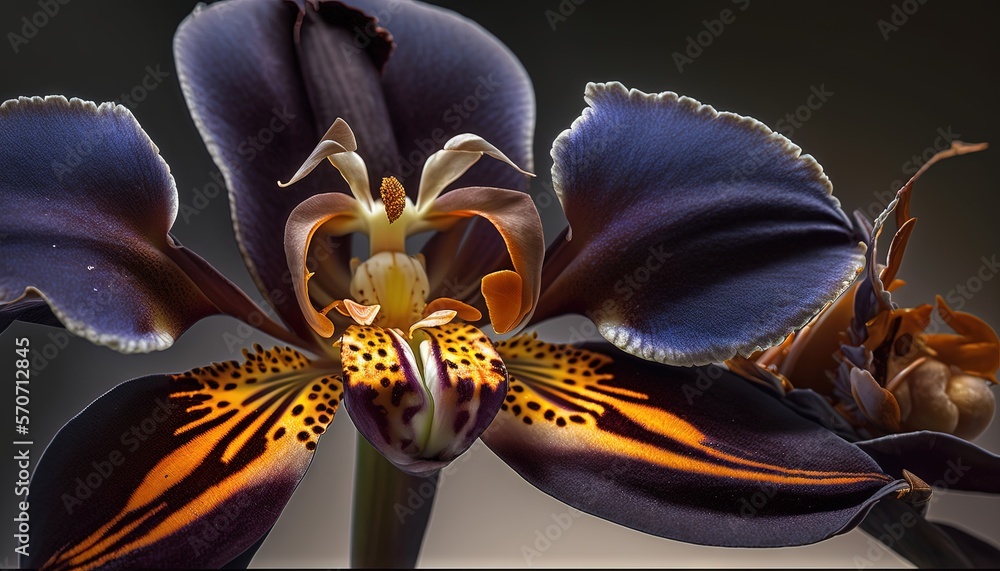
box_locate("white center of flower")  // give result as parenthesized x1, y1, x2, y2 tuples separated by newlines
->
(349, 251, 429, 330)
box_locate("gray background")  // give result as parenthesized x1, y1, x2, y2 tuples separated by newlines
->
(1, 0, 998, 567)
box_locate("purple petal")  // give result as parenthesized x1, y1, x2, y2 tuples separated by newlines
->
(25, 346, 340, 569)
(856, 431, 1000, 493)
(0, 96, 296, 352)
(341, 0, 534, 191)
(483, 337, 905, 547)
(537, 82, 864, 366)
(174, 0, 355, 341)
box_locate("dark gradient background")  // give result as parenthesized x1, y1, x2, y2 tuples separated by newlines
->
(1, 0, 998, 567)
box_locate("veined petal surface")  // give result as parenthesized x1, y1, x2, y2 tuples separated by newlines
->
(26, 345, 340, 570)
(482, 336, 906, 547)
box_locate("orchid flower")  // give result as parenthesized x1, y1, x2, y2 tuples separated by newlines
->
(2, 0, 998, 569)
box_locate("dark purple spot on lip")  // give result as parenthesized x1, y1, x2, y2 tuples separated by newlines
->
(453, 410, 470, 434)
(456, 378, 475, 404)
(402, 404, 423, 424)
(391, 380, 411, 407)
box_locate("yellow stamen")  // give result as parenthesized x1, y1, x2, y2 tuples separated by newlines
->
(380, 176, 406, 224)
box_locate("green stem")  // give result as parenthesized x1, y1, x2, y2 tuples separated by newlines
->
(350, 435, 438, 568)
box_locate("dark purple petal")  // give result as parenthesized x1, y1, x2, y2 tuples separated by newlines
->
(0, 97, 297, 352)
(174, 0, 355, 341)
(537, 82, 864, 366)
(483, 337, 905, 547)
(341, 0, 534, 191)
(856, 431, 1000, 493)
(25, 346, 340, 569)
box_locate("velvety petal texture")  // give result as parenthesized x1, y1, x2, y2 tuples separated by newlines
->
(537, 82, 864, 366)
(175, 0, 534, 340)
(482, 336, 906, 547)
(0, 97, 294, 352)
(26, 346, 340, 569)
